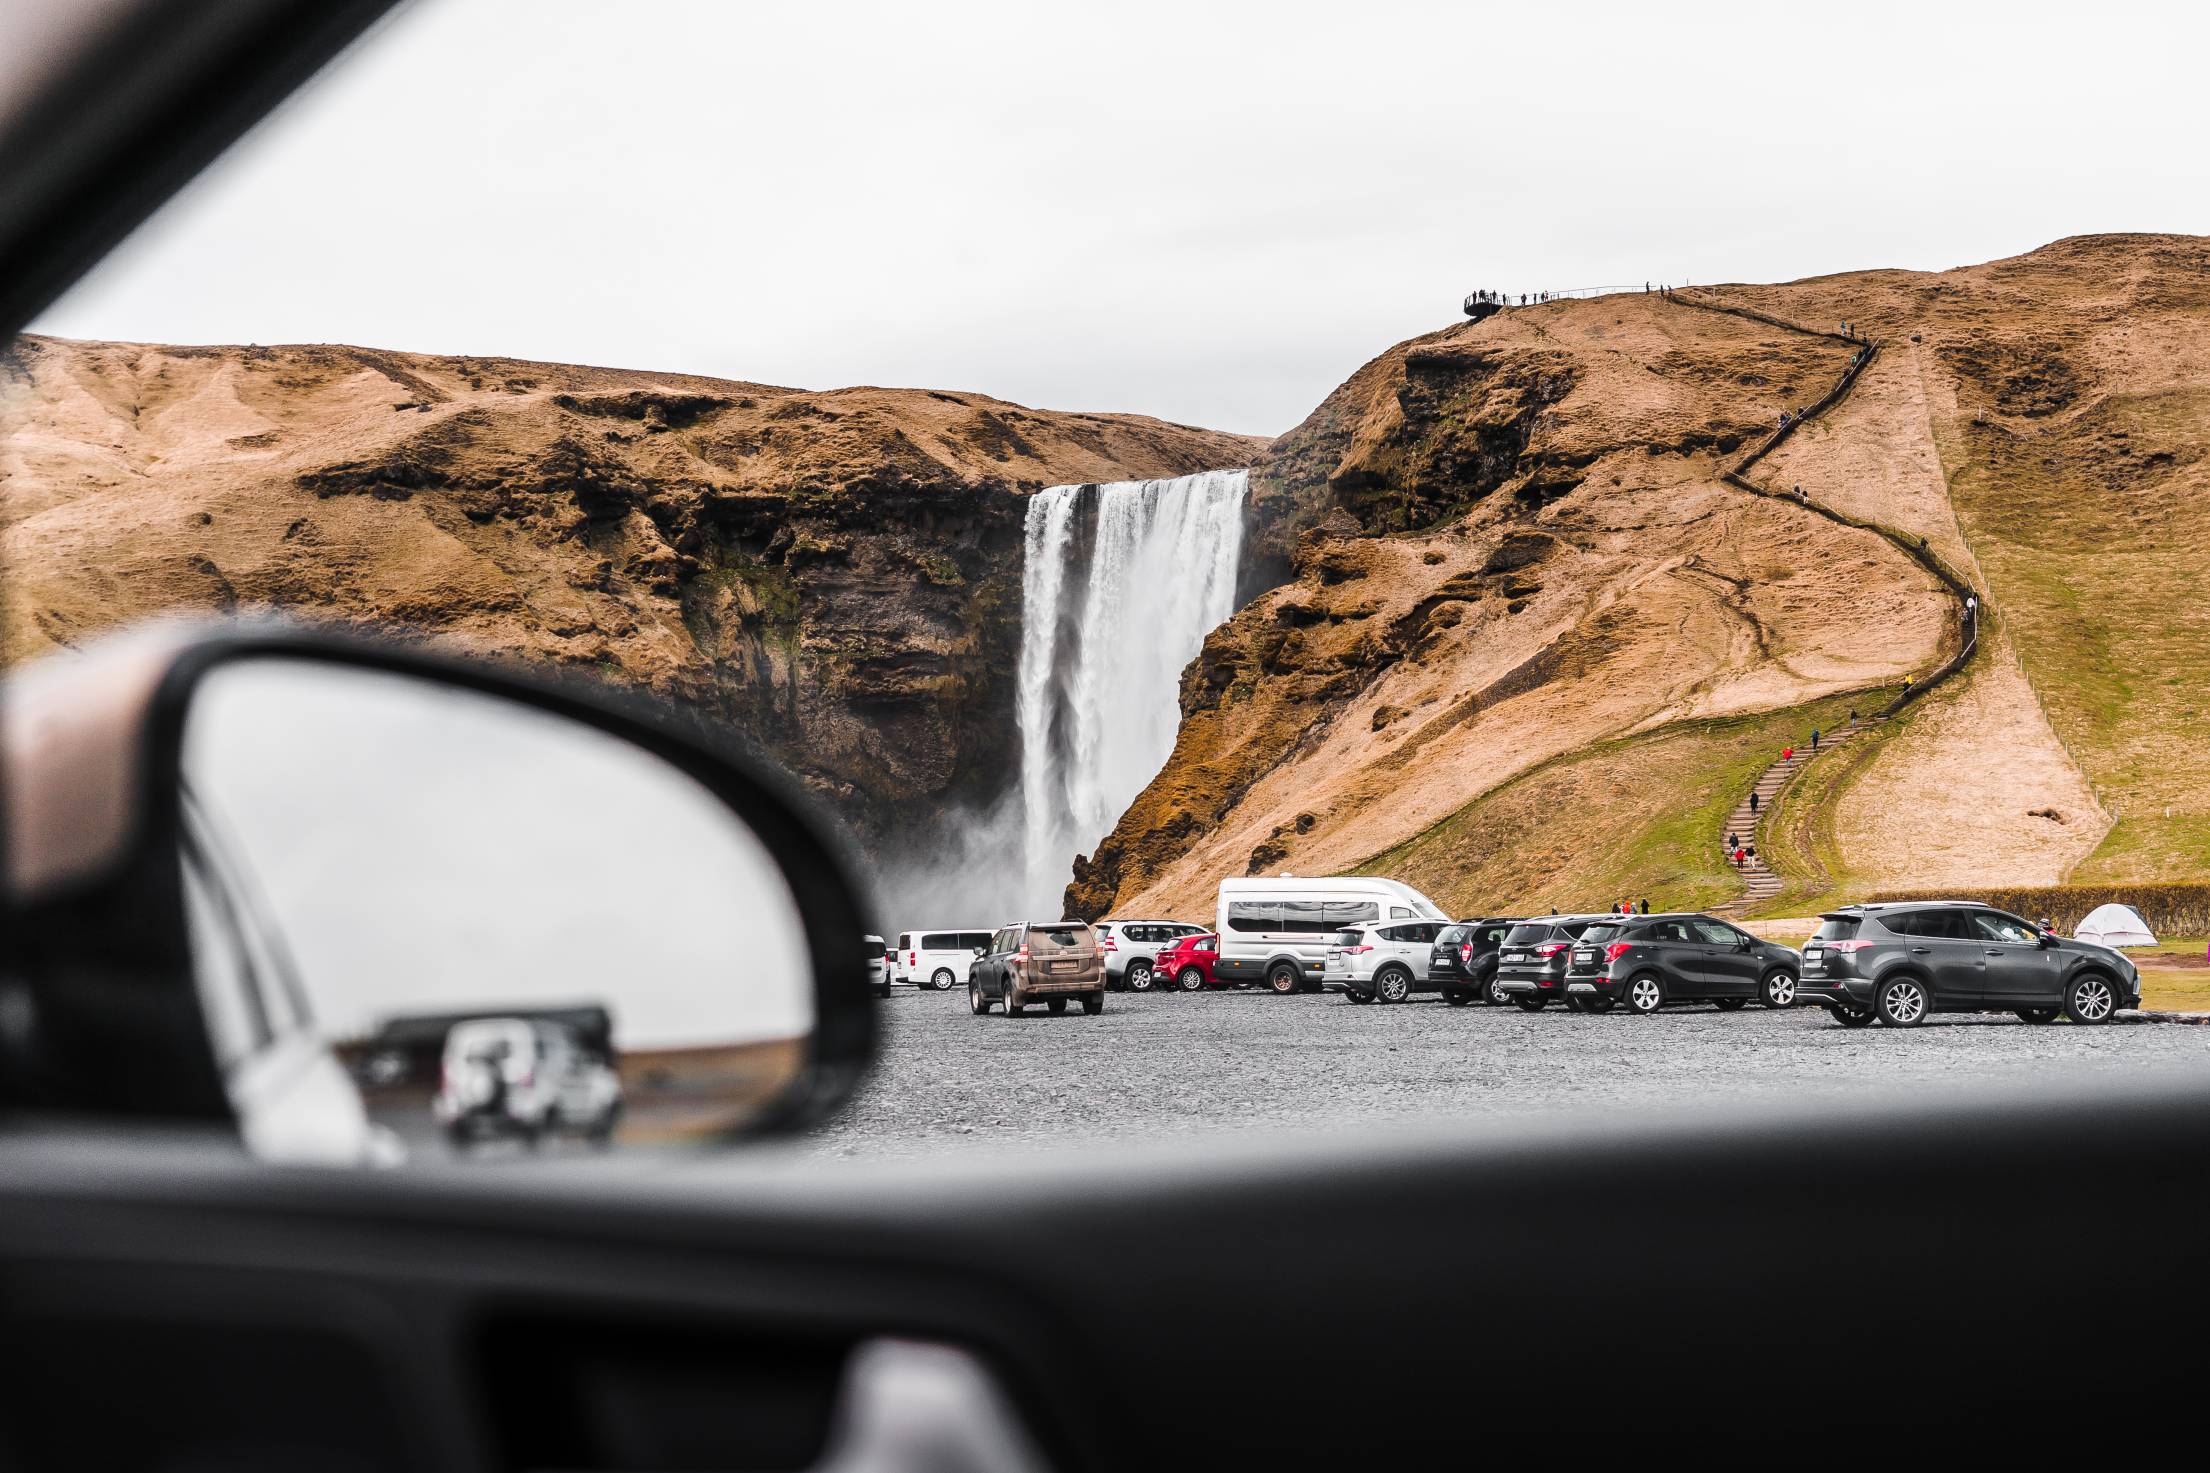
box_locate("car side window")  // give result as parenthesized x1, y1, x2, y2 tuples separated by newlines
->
(1690, 919, 1740, 946)
(1973, 912, 2039, 944)
(1196, 937, 1216, 952)
(1646, 920, 1693, 943)
(1389, 906, 1413, 919)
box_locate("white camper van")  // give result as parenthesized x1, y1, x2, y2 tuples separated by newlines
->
(1214, 877, 1448, 994)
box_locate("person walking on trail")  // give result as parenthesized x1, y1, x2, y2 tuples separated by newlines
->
(1726, 831, 1738, 851)
(1782, 745, 1794, 762)
(1733, 847, 1746, 870)
(1750, 791, 1760, 815)
(1811, 727, 1821, 752)
(1849, 707, 1858, 726)
(1638, 898, 1651, 915)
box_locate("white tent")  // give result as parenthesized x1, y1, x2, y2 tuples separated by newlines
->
(2074, 903, 2157, 949)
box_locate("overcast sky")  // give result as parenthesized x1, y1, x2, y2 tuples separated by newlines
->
(31, 0, 2210, 435)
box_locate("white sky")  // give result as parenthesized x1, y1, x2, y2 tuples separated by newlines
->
(31, 0, 2210, 436)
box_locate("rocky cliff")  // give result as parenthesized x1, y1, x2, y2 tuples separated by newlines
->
(0, 336, 1263, 870)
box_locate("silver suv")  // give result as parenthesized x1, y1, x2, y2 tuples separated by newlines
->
(1096, 920, 1210, 991)
(1324, 920, 1447, 1003)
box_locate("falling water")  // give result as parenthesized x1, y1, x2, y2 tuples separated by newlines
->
(1015, 470, 1247, 916)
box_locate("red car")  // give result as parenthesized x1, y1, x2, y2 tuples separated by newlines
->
(1155, 932, 1225, 991)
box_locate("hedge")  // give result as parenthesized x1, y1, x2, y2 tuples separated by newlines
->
(1866, 883, 2210, 937)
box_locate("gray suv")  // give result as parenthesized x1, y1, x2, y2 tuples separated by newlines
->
(1096, 920, 1209, 992)
(1798, 902, 2142, 1028)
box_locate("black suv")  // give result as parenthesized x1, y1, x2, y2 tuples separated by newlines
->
(1561, 913, 1800, 1014)
(1430, 917, 1517, 1005)
(1491, 916, 1611, 1011)
(1798, 903, 2141, 1027)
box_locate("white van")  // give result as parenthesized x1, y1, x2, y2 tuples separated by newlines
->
(1214, 877, 1448, 994)
(893, 928, 996, 990)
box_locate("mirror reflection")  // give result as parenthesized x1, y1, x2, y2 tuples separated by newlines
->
(179, 658, 815, 1163)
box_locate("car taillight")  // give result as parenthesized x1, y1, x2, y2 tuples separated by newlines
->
(908, 951, 917, 966)
(1605, 942, 1632, 962)
(1460, 943, 1474, 961)
(1015, 944, 1030, 961)
(1100, 933, 1118, 951)
(1536, 942, 1567, 957)
(1826, 939, 1874, 952)
(1345, 944, 1373, 955)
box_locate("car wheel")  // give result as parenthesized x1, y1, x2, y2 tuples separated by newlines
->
(1375, 967, 1412, 1004)
(1760, 970, 1797, 1008)
(1875, 975, 1928, 1027)
(1580, 994, 1617, 1015)
(1484, 973, 1509, 1006)
(2015, 1006, 2061, 1025)
(1047, 997, 1068, 1014)
(1267, 963, 1301, 996)
(969, 983, 991, 1015)
(1177, 966, 1205, 992)
(1443, 989, 1471, 1007)
(1005, 989, 1025, 1016)
(1830, 1003, 1876, 1029)
(931, 968, 956, 991)
(1624, 973, 1664, 1015)
(2063, 972, 2116, 1025)
(1125, 961, 1155, 992)
(1513, 996, 1548, 1012)
(1080, 991, 1105, 1016)
(1715, 997, 1749, 1012)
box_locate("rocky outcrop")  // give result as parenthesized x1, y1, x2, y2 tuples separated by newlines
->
(0, 336, 1263, 852)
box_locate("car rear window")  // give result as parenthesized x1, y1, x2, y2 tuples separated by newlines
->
(1556, 918, 1605, 939)
(1502, 923, 1553, 945)
(1813, 916, 1860, 942)
(1331, 928, 1365, 946)
(1028, 925, 1089, 952)
(1435, 925, 1471, 945)
(1578, 923, 1624, 944)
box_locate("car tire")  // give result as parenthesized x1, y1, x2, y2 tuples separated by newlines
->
(1267, 963, 1301, 996)
(1047, 998, 1068, 1014)
(1579, 994, 1617, 1015)
(2015, 1006, 2061, 1025)
(1875, 975, 1929, 1028)
(1513, 996, 1548, 1012)
(1715, 997, 1749, 1012)
(1760, 970, 1797, 1008)
(1443, 989, 1471, 1007)
(1375, 967, 1412, 1004)
(1830, 1003, 1875, 1029)
(969, 983, 991, 1015)
(1080, 992, 1104, 1016)
(1177, 967, 1205, 992)
(1484, 973, 1509, 1006)
(931, 968, 956, 991)
(1005, 989, 1025, 1016)
(1624, 972, 1664, 1015)
(2063, 972, 2117, 1025)
(1125, 961, 1155, 992)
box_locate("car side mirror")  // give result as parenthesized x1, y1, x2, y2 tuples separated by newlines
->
(2, 621, 876, 1164)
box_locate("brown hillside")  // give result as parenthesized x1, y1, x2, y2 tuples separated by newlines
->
(1071, 235, 2209, 920)
(0, 335, 1263, 845)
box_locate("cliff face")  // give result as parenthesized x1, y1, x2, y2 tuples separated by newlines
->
(0, 336, 1263, 855)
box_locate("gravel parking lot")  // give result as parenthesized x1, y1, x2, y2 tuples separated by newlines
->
(812, 986, 2209, 1159)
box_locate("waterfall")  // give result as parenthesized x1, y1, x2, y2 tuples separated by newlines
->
(1015, 469, 1247, 916)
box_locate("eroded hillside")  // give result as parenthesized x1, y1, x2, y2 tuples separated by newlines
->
(0, 336, 1263, 849)
(1072, 235, 2209, 920)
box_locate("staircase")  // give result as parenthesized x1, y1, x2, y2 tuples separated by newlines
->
(1714, 725, 1862, 914)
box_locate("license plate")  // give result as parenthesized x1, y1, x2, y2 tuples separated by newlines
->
(1504, 953, 1527, 962)
(1048, 960, 1075, 973)
(1574, 949, 1595, 964)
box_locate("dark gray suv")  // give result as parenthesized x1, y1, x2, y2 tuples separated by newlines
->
(1798, 903, 2142, 1027)
(1560, 913, 1800, 1014)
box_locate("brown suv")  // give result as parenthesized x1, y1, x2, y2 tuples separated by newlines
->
(970, 921, 1106, 1016)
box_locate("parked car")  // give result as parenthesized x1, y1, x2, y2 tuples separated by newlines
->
(1325, 920, 1448, 1002)
(968, 922, 1105, 1016)
(1797, 902, 2141, 1027)
(894, 928, 994, 990)
(865, 934, 889, 997)
(434, 1016, 623, 1148)
(1096, 919, 1210, 991)
(1431, 917, 1518, 1005)
(1491, 915, 1612, 1010)
(1216, 876, 1449, 994)
(1155, 931, 1225, 990)
(1560, 913, 1800, 1015)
